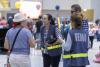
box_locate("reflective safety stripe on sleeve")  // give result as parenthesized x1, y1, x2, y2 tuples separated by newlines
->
(47, 45, 61, 50)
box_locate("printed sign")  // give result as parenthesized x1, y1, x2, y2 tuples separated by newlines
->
(19, 1, 42, 19)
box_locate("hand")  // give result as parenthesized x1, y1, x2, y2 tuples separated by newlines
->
(45, 43, 49, 45)
(95, 53, 100, 58)
(35, 39, 40, 43)
(45, 43, 51, 47)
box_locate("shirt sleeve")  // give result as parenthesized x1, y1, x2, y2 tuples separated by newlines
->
(88, 37, 91, 49)
(26, 29, 33, 39)
(5, 29, 10, 40)
(62, 33, 72, 51)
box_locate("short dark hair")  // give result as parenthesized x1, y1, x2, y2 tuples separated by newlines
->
(71, 4, 82, 12)
(95, 19, 100, 25)
(46, 14, 52, 21)
(39, 15, 42, 19)
(2, 16, 5, 19)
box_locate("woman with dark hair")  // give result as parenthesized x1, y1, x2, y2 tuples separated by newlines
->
(63, 15, 89, 67)
(89, 24, 95, 48)
(46, 14, 55, 25)
(40, 14, 63, 67)
(95, 19, 100, 26)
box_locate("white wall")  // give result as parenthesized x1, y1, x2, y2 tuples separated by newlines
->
(9, 0, 18, 8)
(9, 0, 91, 10)
(9, 0, 100, 21)
(9, 0, 42, 9)
(43, 0, 91, 10)
(0, 3, 3, 9)
(91, 0, 100, 20)
(79, 0, 91, 9)
(43, 0, 79, 10)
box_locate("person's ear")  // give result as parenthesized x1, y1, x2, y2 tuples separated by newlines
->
(71, 21, 75, 29)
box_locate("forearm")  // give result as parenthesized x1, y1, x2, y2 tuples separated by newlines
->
(29, 38, 36, 48)
(52, 39, 63, 45)
(4, 38, 9, 50)
(62, 33, 72, 51)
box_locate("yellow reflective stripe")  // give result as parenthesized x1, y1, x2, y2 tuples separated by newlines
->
(63, 53, 88, 59)
(71, 53, 88, 58)
(47, 45, 61, 50)
(63, 55, 71, 58)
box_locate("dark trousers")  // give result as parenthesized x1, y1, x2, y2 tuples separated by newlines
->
(42, 53, 61, 67)
(89, 36, 94, 48)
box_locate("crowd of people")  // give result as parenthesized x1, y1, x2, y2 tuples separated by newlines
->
(2, 4, 100, 67)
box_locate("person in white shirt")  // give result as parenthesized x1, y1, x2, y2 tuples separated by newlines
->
(89, 24, 96, 48)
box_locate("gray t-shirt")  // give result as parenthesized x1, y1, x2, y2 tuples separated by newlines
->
(6, 28, 33, 55)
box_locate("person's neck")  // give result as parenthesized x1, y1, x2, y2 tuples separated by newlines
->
(45, 24, 50, 30)
(15, 25, 22, 28)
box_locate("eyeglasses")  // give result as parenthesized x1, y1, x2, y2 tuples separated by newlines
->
(71, 10, 80, 14)
(71, 10, 76, 13)
(71, 9, 80, 13)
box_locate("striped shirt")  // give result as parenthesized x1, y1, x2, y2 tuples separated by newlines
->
(55, 26, 62, 39)
(82, 20, 89, 32)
